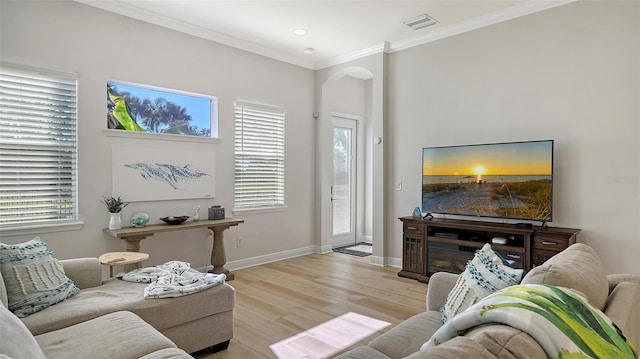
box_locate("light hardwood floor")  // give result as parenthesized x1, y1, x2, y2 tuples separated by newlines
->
(193, 252, 427, 359)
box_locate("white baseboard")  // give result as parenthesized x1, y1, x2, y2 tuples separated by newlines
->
(386, 257, 402, 269)
(369, 255, 385, 267)
(225, 246, 316, 271)
(369, 255, 402, 268)
(317, 244, 334, 254)
(198, 248, 403, 274)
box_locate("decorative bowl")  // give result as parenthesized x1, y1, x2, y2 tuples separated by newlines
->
(130, 211, 150, 227)
(160, 216, 189, 225)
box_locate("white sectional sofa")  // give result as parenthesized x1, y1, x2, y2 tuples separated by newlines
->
(1, 256, 236, 358)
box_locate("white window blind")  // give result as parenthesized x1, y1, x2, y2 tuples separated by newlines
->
(0, 65, 78, 227)
(234, 101, 285, 210)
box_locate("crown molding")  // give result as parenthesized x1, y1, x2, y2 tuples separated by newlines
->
(314, 42, 388, 70)
(315, 0, 576, 69)
(74, 0, 316, 69)
(388, 0, 577, 53)
(76, 0, 576, 71)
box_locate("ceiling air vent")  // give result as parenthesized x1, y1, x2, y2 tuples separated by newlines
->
(403, 14, 438, 30)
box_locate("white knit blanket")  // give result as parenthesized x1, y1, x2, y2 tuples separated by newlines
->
(117, 260, 226, 299)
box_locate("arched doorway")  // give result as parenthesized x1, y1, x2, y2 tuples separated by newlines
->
(318, 67, 377, 260)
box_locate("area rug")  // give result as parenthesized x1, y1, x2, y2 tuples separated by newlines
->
(332, 242, 372, 257)
(270, 312, 390, 359)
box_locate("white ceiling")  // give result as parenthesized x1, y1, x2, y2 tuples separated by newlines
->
(76, 0, 574, 70)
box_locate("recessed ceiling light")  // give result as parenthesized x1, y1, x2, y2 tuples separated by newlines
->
(303, 48, 314, 55)
(293, 28, 307, 36)
(403, 14, 438, 30)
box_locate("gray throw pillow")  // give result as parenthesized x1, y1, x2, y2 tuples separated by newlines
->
(0, 237, 79, 317)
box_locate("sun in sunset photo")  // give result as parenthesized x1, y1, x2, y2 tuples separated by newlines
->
(473, 165, 485, 183)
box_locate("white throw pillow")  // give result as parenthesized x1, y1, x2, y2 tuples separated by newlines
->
(0, 237, 79, 317)
(441, 243, 523, 322)
(0, 301, 46, 358)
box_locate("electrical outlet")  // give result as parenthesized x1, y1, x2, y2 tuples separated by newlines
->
(236, 237, 242, 247)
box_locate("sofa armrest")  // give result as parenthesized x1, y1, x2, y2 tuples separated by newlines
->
(426, 272, 459, 312)
(60, 258, 102, 289)
(604, 281, 640, 349)
(607, 274, 640, 293)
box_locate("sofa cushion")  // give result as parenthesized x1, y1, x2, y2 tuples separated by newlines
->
(0, 301, 46, 359)
(139, 347, 194, 359)
(410, 336, 495, 359)
(604, 281, 640, 349)
(334, 346, 393, 359)
(463, 324, 547, 359)
(0, 238, 79, 317)
(36, 311, 181, 359)
(22, 277, 235, 336)
(413, 325, 547, 359)
(441, 244, 523, 322)
(521, 243, 608, 310)
(367, 311, 443, 358)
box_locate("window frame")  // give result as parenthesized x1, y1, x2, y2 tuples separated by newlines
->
(0, 63, 83, 234)
(233, 100, 286, 213)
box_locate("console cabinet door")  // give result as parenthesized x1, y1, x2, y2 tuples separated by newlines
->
(399, 220, 428, 282)
(402, 234, 425, 274)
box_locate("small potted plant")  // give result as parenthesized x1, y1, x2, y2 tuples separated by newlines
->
(101, 196, 128, 230)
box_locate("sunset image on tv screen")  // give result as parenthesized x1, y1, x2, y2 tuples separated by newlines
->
(422, 140, 553, 222)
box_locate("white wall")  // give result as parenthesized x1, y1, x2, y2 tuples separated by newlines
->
(386, 1, 640, 274)
(0, 1, 316, 271)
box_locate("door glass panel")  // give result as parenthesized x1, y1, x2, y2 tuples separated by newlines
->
(333, 126, 352, 236)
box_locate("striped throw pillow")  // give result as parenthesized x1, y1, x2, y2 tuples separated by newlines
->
(0, 237, 79, 317)
(441, 243, 523, 323)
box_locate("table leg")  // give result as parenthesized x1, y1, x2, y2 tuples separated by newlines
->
(209, 226, 234, 280)
(123, 235, 146, 272)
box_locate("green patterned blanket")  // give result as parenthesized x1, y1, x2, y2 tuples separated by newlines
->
(422, 284, 638, 359)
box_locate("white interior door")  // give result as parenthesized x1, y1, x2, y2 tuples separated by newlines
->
(332, 117, 357, 248)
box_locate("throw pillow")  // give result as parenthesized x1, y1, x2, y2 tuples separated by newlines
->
(0, 301, 46, 358)
(0, 237, 79, 317)
(441, 243, 524, 323)
(521, 243, 609, 310)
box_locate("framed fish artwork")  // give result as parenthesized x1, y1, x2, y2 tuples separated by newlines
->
(112, 142, 215, 201)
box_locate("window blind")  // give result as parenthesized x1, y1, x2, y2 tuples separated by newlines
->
(0, 65, 78, 226)
(234, 101, 285, 210)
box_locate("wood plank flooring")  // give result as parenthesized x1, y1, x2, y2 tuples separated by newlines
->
(193, 252, 427, 359)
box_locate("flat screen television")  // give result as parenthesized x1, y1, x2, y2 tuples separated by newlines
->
(422, 140, 553, 223)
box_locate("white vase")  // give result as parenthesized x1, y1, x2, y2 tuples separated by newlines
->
(108, 212, 122, 230)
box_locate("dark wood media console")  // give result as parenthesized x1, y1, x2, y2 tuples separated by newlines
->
(398, 216, 580, 283)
